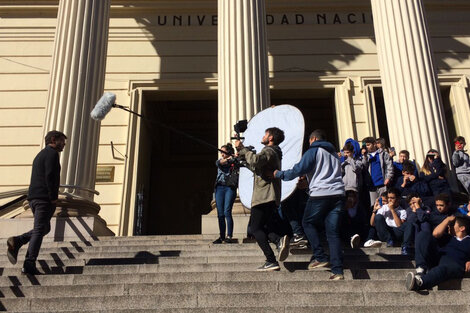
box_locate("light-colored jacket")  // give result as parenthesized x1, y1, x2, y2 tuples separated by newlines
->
(238, 145, 282, 207)
(452, 150, 470, 175)
(341, 157, 364, 192)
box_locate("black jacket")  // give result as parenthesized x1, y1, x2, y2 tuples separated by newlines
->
(419, 158, 451, 196)
(27, 145, 61, 201)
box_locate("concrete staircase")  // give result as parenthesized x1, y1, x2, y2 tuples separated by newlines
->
(0, 235, 469, 312)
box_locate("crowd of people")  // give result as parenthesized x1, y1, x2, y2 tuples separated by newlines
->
(213, 129, 470, 288)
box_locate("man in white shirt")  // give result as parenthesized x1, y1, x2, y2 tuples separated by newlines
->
(370, 187, 408, 249)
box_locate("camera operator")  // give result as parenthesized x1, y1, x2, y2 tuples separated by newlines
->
(234, 127, 290, 271)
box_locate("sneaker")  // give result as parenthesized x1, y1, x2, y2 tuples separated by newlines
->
(257, 261, 280, 272)
(401, 246, 409, 256)
(225, 236, 234, 244)
(405, 271, 422, 290)
(386, 240, 394, 247)
(7, 236, 20, 265)
(308, 259, 330, 270)
(416, 267, 426, 277)
(290, 234, 308, 246)
(22, 262, 41, 276)
(350, 234, 361, 249)
(329, 273, 344, 280)
(278, 235, 290, 262)
(212, 238, 224, 244)
(363, 239, 382, 248)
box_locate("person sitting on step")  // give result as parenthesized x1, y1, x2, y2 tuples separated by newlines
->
(457, 195, 470, 217)
(369, 188, 413, 255)
(363, 192, 388, 248)
(406, 215, 470, 290)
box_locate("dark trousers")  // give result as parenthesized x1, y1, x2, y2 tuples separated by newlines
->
(415, 230, 464, 289)
(250, 201, 281, 263)
(303, 195, 344, 275)
(281, 188, 307, 236)
(341, 207, 368, 242)
(374, 214, 414, 248)
(17, 199, 55, 264)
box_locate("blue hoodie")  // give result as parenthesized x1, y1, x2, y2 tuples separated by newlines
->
(275, 140, 345, 197)
(340, 138, 362, 162)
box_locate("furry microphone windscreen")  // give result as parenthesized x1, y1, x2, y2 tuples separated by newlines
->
(90, 92, 116, 121)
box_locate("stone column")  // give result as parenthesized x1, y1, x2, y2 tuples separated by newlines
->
(371, 0, 451, 166)
(449, 77, 470, 143)
(217, 0, 270, 147)
(44, 0, 111, 200)
(335, 78, 355, 146)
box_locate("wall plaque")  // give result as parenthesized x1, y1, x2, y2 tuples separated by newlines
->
(96, 166, 115, 183)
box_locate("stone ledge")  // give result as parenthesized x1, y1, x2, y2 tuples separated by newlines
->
(0, 216, 114, 240)
(201, 215, 250, 236)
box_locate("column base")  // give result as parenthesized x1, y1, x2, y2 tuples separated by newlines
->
(203, 198, 251, 236)
(201, 215, 250, 237)
(0, 194, 115, 240)
(0, 216, 114, 240)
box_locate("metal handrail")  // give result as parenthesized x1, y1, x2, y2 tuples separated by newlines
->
(0, 188, 28, 200)
(60, 185, 100, 196)
(0, 185, 99, 201)
(0, 195, 27, 212)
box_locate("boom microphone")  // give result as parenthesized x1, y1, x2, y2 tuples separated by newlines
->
(90, 92, 116, 121)
(90, 92, 227, 155)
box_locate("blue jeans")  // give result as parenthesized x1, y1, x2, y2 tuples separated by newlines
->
(303, 195, 344, 275)
(215, 185, 236, 238)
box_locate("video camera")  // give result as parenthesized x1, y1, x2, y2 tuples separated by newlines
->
(229, 120, 256, 168)
(231, 120, 248, 141)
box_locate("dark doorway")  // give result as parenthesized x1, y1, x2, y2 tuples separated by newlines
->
(271, 89, 338, 150)
(372, 87, 391, 147)
(139, 91, 218, 235)
(441, 86, 457, 143)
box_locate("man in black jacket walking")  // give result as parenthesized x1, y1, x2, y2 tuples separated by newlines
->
(7, 130, 66, 275)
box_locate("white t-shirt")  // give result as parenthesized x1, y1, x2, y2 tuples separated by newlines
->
(376, 204, 407, 227)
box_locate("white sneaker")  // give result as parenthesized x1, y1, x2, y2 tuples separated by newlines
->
(416, 267, 426, 276)
(363, 239, 382, 248)
(350, 234, 361, 249)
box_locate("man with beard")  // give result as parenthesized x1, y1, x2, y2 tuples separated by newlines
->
(235, 127, 289, 271)
(7, 130, 67, 275)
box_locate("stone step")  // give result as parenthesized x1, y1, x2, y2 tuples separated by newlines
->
(0, 259, 419, 276)
(0, 247, 411, 261)
(2, 243, 406, 256)
(0, 237, 400, 251)
(0, 269, 427, 288)
(0, 236, 242, 248)
(0, 253, 415, 268)
(4, 306, 469, 313)
(1, 291, 469, 311)
(1, 279, 469, 299)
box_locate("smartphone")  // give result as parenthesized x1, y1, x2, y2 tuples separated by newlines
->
(378, 198, 383, 206)
(390, 147, 395, 152)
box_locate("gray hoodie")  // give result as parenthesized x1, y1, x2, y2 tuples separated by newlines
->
(341, 157, 364, 192)
(452, 150, 470, 175)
